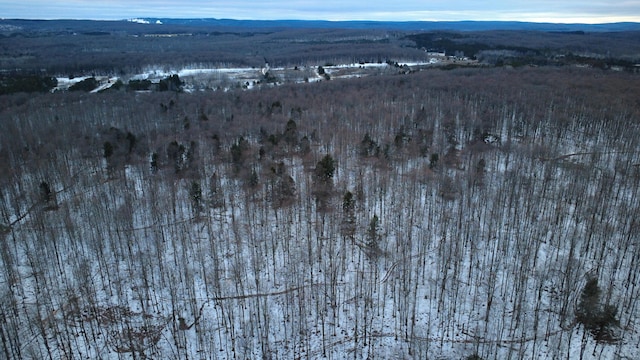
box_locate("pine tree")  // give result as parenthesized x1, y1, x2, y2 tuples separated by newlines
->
(299, 135, 311, 155)
(39, 181, 53, 203)
(189, 181, 203, 216)
(359, 133, 379, 157)
(341, 191, 356, 239)
(576, 277, 620, 343)
(39, 181, 57, 210)
(429, 153, 439, 169)
(313, 154, 335, 211)
(150, 152, 158, 173)
(273, 175, 296, 208)
(576, 278, 601, 329)
(283, 119, 299, 147)
(315, 154, 335, 184)
(366, 214, 381, 255)
(103, 141, 114, 158)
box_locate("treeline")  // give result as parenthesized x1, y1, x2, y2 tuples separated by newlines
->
(0, 27, 422, 75)
(406, 30, 640, 63)
(0, 74, 57, 94)
(7, 22, 639, 77)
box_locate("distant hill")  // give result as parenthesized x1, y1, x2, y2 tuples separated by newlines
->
(151, 19, 640, 32)
(2, 18, 640, 33)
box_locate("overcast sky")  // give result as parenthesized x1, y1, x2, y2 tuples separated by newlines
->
(2, 1, 639, 23)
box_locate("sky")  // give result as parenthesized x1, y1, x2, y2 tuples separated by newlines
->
(1, 0, 639, 24)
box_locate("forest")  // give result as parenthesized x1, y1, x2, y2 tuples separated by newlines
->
(1, 19, 640, 360)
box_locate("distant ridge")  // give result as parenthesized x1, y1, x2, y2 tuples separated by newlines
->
(2, 18, 640, 33)
(142, 19, 640, 32)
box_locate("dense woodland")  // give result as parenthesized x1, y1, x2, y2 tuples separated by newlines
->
(2, 19, 640, 75)
(2, 20, 640, 360)
(2, 66, 640, 359)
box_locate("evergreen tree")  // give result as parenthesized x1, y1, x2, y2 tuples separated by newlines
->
(39, 181, 53, 203)
(159, 74, 183, 92)
(341, 191, 356, 239)
(283, 119, 299, 147)
(39, 181, 57, 210)
(299, 135, 311, 155)
(273, 175, 296, 208)
(315, 154, 335, 184)
(125, 132, 137, 154)
(127, 79, 152, 91)
(69, 77, 98, 92)
(576, 277, 620, 343)
(103, 141, 114, 159)
(359, 133, 379, 157)
(576, 278, 601, 329)
(313, 154, 336, 211)
(366, 214, 381, 255)
(429, 153, 439, 169)
(150, 152, 158, 173)
(0, 74, 57, 94)
(189, 181, 203, 216)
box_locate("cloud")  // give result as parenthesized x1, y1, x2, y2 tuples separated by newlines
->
(1, 0, 639, 23)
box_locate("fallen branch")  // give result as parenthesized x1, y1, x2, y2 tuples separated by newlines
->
(540, 151, 640, 162)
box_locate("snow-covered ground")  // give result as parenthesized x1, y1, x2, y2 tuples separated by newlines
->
(90, 77, 119, 93)
(4, 138, 639, 359)
(5, 67, 638, 360)
(54, 76, 91, 90)
(55, 59, 464, 93)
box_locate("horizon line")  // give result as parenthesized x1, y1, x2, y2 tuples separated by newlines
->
(3, 17, 640, 26)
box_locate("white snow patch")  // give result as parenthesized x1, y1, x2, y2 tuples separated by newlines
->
(90, 77, 119, 93)
(128, 18, 150, 24)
